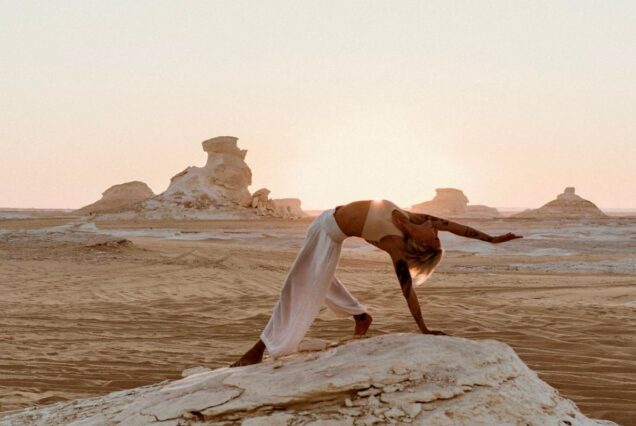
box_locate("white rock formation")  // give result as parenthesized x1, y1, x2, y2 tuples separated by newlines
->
(73, 181, 154, 215)
(140, 137, 254, 218)
(271, 198, 305, 219)
(89, 137, 307, 220)
(250, 189, 305, 219)
(412, 188, 500, 218)
(250, 188, 271, 216)
(0, 335, 614, 426)
(515, 187, 607, 219)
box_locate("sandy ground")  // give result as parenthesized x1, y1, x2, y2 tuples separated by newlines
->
(1, 215, 635, 424)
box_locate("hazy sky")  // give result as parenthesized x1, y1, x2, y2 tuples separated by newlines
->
(1, 1, 635, 210)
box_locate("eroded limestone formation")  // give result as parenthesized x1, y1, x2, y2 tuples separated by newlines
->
(411, 188, 500, 218)
(74, 181, 154, 216)
(143, 136, 253, 215)
(250, 188, 271, 216)
(271, 198, 305, 219)
(516, 187, 607, 219)
(135, 137, 304, 219)
(0, 335, 614, 425)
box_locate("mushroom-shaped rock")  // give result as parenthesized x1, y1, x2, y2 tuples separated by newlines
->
(141, 136, 255, 217)
(98, 137, 306, 220)
(202, 136, 247, 160)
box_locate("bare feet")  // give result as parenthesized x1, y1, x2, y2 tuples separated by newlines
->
(230, 340, 266, 367)
(354, 312, 373, 336)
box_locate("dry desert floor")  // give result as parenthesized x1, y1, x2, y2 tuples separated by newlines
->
(1, 215, 635, 424)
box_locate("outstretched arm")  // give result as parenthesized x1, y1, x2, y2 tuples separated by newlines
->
(406, 212, 522, 244)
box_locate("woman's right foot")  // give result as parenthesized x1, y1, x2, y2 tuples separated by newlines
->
(353, 312, 373, 336)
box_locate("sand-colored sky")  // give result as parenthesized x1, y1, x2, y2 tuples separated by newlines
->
(1, 1, 635, 210)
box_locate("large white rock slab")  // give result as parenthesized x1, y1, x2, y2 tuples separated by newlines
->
(0, 335, 615, 425)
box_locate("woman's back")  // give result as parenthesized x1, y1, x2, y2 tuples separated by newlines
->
(334, 199, 407, 243)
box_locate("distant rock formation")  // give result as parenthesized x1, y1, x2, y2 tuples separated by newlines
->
(143, 136, 253, 216)
(412, 188, 500, 218)
(0, 335, 614, 425)
(515, 187, 607, 219)
(250, 188, 271, 216)
(91, 137, 306, 220)
(251, 189, 305, 219)
(271, 198, 305, 219)
(74, 181, 154, 215)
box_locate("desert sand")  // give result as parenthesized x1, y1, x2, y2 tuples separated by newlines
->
(1, 214, 635, 424)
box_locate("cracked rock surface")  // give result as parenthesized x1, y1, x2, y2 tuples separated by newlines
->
(0, 334, 616, 425)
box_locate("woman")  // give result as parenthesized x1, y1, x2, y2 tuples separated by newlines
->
(232, 199, 521, 367)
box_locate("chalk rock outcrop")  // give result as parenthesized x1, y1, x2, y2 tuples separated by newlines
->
(412, 188, 500, 218)
(250, 188, 271, 216)
(74, 181, 154, 215)
(142, 137, 253, 218)
(271, 198, 305, 219)
(83, 137, 305, 220)
(0, 335, 613, 426)
(515, 187, 607, 219)
(250, 189, 305, 219)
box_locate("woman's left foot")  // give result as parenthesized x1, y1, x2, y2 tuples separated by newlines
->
(230, 340, 266, 367)
(353, 313, 373, 336)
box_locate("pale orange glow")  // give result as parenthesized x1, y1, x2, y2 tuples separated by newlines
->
(1, 2, 635, 210)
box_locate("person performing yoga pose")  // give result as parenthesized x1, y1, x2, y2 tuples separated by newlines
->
(232, 199, 521, 367)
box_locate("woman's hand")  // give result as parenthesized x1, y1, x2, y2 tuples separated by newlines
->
(490, 233, 523, 244)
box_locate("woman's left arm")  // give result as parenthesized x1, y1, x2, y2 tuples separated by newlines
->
(379, 236, 446, 335)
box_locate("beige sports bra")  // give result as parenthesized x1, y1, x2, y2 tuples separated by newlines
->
(361, 200, 409, 243)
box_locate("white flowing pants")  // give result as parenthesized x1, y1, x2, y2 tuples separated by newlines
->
(261, 209, 367, 358)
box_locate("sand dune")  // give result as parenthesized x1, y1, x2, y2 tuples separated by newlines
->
(0, 217, 635, 424)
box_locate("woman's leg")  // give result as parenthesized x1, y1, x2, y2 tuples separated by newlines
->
(259, 215, 347, 359)
(325, 277, 372, 335)
(325, 276, 366, 316)
(232, 224, 325, 367)
(232, 211, 351, 367)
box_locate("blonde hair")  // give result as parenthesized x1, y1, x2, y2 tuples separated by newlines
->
(404, 238, 444, 286)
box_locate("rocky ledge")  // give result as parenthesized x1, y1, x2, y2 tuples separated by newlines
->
(0, 335, 615, 426)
